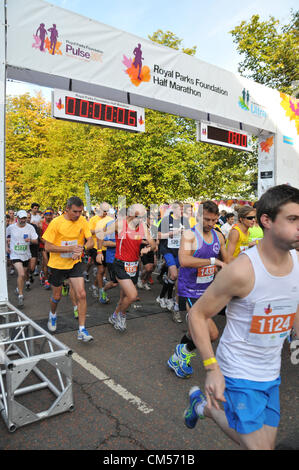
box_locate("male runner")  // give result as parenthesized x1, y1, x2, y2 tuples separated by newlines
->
(89, 202, 113, 303)
(6, 210, 38, 306)
(168, 201, 227, 378)
(43, 196, 94, 342)
(184, 185, 299, 450)
(39, 208, 54, 288)
(156, 202, 190, 311)
(97, 204, 156, 331)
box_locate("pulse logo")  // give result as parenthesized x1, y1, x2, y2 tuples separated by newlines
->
(238, 88, 267, 119)
(32, 23, 103, 63)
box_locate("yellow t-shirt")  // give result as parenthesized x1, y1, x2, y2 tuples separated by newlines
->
(43, 214, 92, 269)
(89, 215, 113, 250)
(227, 224, 250, 258)
(189, 216, 196, 228)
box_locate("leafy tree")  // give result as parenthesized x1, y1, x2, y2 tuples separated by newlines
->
(230, 10, 299, 93)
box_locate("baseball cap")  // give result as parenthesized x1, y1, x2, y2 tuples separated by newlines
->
(17, 210, 27, 218)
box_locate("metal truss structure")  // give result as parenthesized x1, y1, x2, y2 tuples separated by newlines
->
(0, 302, 74, 432)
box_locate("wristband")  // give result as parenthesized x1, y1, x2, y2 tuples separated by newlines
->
(210, 257, 215, 265)
(97, 249, 102, 253)
(203, 357, 217, 367)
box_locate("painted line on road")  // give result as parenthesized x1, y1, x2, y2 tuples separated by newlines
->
(72, 352, 154, 415)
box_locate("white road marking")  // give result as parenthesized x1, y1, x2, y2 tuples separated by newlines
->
(72, 352, 154, 415)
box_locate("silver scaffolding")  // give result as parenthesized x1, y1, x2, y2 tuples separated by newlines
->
(0, 302, 74, 432)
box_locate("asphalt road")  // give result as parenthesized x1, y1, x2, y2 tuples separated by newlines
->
(0, 268, 298, 452)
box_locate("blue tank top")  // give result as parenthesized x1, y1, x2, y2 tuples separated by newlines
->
(178, 227, 221, 298)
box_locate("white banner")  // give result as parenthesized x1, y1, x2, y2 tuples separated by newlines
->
(6, 0, 281, 133)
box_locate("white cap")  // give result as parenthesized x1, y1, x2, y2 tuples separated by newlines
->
(17, 210, 27, 219)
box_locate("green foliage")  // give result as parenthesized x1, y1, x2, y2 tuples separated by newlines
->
(230, 10, 299, 93)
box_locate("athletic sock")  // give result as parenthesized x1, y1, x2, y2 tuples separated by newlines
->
(159, 279, 169, 298)
(167, 279, 175, 298)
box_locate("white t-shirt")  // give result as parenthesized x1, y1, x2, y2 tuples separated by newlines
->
(216, 247, 299, 381)
(221, 222, 233, 238)
(31, 213, 41, 224)
(6, 223, 38, 261)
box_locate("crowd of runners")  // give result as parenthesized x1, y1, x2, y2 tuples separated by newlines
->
(5, 184, 299, 450)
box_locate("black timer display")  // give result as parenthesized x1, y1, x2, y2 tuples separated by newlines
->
(207, 125, 248, 148)
(65, 96, 138, 127)
(52, 90, 145, 133)
(198, 121, 253, 151)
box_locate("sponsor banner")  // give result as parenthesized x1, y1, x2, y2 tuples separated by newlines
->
(258, 133, 275, 197)
(6, 0, 279, 132)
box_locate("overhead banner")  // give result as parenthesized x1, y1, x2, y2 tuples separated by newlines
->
(6, 0, 282, 133)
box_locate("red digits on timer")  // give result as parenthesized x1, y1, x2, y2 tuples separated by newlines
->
(228, 131, 247, 147)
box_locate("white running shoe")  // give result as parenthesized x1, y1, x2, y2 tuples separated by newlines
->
(166, 298, 174, 311)
(156, 296, 167, 309)
(118, 314, 127, 331)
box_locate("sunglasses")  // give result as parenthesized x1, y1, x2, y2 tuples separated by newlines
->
(245, 216, 255, 220)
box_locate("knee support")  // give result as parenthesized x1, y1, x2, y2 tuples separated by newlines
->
(51, 296, 60, 304)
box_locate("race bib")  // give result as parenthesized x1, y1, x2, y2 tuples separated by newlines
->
(196, 265, 216, 284)
(248, 300, 297, 347)
(60, 240, 78, 258)
(167, 233, 181, 249)
(14, 243, 27, 252)
(239, 245, 249, 253)
(124, 261, 138, 277)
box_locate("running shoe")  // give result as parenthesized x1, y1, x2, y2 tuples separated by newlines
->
(118, 314, 127, 331)
(108, 313, 120, 330)
(175, 344, 196, 376)
(89, 285, 98, 298)
(25, 281, 31, 291)
(62, 283, 69, 296)
(18, 295, 24, 307)
(156, 296, 167, 309)
(99, 290, 109, 304)
(166, 298, 174, 311)
(44, 280, 51, 290)
(167, 355, 189, 378)
(184, 386, 207, 429)
(172, 310, 182, 323)
(73, 306, 79, 319)
(47, 315, 57, 332)
(77, 328, 93, 342)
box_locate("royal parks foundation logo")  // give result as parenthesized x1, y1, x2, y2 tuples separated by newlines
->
(238, 88, 267, 119)
(122, 43, 151, 87)
(32, 22, 104, 63)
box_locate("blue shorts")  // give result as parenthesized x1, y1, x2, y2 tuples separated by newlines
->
(164, 253, 180, 268)
(223, 376, 281, 435)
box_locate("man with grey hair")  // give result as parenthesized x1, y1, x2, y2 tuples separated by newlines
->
(96, 204, 156, 331)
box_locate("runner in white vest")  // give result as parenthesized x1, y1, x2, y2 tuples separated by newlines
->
(184, 184, 299, 450)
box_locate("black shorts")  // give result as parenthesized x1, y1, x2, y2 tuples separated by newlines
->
(30, 244, 39, 258)
(107, 262, 117, 283)
(141, 251, 155, 265)
(48, 262, 84, 287)
(88, 248, 107, 267)
(12, 259, 30, 268)
(178, 296, 198, 312)
(112, 259, 139, 284)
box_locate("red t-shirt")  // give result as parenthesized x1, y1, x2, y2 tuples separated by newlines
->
(115, 219, 144, 262)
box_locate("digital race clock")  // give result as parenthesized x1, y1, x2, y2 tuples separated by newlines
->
(198, 121, 253, 152)
(52, 90, 145, 132)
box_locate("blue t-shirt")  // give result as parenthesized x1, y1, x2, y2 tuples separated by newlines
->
(104, 221, 116, 264)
